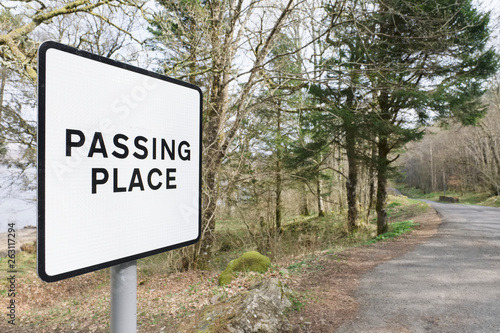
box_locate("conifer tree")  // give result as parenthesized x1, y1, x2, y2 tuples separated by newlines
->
(317, 0, 498, 234)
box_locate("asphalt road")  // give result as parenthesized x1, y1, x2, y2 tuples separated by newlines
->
(336, 201, 500, 333)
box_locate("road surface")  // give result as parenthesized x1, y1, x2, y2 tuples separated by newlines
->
(336, 201, 500, 333)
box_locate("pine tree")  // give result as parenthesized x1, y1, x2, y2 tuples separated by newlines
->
(319, 0, 498, 234)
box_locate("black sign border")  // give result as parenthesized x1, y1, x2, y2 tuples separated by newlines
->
(37, 41, 202, 282)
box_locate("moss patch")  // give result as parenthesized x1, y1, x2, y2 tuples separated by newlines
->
(218, 251, 271, 286)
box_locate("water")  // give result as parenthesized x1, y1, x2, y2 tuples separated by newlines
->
(0, 165, 36, 233)
(0, 193, 36, 233)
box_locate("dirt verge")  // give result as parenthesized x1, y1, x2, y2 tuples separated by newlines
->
(287, 208, 442, 332)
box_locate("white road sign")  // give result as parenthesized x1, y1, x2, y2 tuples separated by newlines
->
(37, 41, 202, 282)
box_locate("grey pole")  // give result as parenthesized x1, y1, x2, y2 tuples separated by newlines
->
(110, 260, 137, 333)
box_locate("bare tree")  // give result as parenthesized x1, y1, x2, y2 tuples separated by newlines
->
(0, 0, 137, 82)
(145, 0, 327, 266)
(400, 79, 500, 197)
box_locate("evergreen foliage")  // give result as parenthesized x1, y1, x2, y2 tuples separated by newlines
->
(312, 0, 498, 234)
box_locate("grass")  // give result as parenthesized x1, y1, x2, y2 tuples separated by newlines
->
(210, 211, 348, 272)
(386, 195, 428, 223)
(286, 293, 306, 312)
(365, 220, 419, 245)
(480, 196, 500, 207)
(396, 184, 500, 207)
(283, 194, 428, 269)
(0, 250, 36, 273)
(286, 257, 326, 273)
(287, 259, 309, 272)
(205, 192, 427, 274)
(0, 251, 37, 294)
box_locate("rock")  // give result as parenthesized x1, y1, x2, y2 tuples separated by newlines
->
(210, 295, 220, 304)
(0, 227, 36, 257)
(20, 241, 36, 254)
(181, 278, 292, 332)
(229, 279, 292, 333)
(218, 251, 271, 286)
(439, 196, 459, 203)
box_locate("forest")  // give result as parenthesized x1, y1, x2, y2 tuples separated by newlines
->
(1, 0, 499, 271)
(399, 84, 500, 197)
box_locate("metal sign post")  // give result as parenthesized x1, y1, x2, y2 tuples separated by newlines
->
(110, 261, 137, 333)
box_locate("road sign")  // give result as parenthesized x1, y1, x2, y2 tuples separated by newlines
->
(37, 41, 202, 282)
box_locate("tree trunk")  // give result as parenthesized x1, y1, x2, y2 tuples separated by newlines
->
(345, 129, 358, 232)
(0, 68, 7, 123)
(298, 111, 309, 217)
(193, 0, 230, 268)
(317, 175, 325, 217)
(300, 185, 309, 216)
(366, 142, 377, 221)
(376, 136, 390, 235)
(275, 160, 282, 231)
(275, 108, 282, 232)
(430, 142, 436, 192)
(195, 168, 218, 269)
(195, 88, 226, 268)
